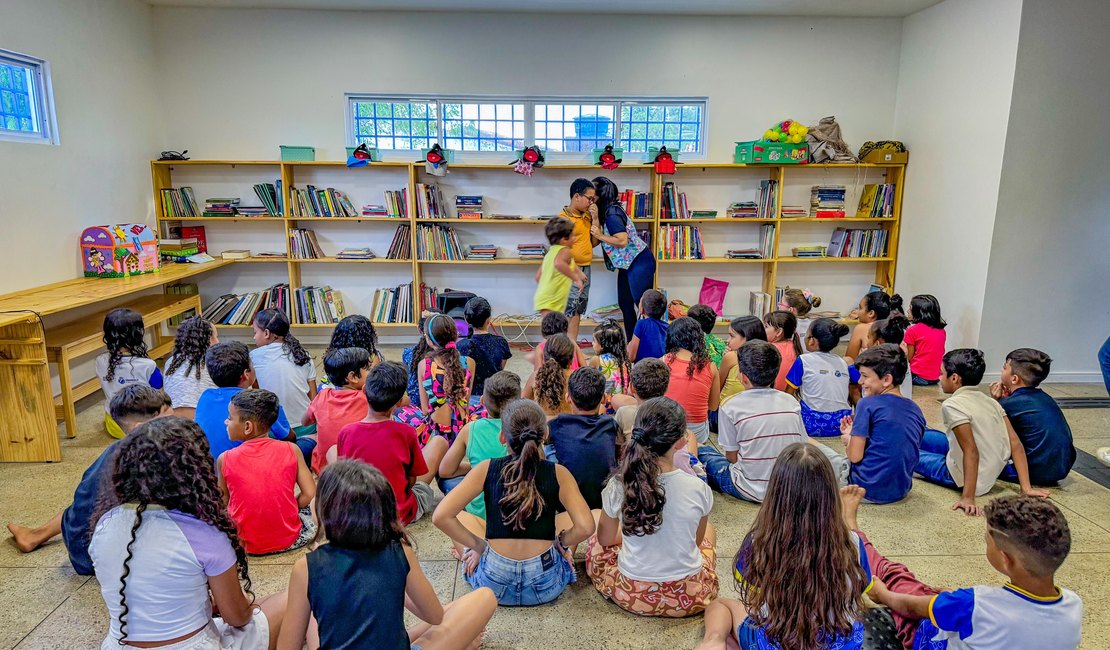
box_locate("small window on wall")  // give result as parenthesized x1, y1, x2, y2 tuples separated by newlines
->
(535, 103, 617, 153)
(620, 102, 703, 154)
(0, 49, 58, 144)
(350, 99, 438, 151)
(442, 102, 525, 152)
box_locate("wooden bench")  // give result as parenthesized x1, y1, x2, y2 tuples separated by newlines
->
(45, 293, 201, 438)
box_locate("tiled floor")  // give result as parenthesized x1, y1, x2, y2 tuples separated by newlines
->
(2, 346, 1108, 649)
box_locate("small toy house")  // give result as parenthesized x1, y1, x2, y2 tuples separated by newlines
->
(81, 224, 160, 278)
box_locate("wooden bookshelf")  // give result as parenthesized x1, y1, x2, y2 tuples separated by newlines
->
(152, 159, 906, 328)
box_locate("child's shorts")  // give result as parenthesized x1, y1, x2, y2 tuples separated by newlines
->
(409, 481, 437, 524)
(801, 402, 851, 438)
(101, 608, 270, 650)
(465, 543, 575, 606)
(254, 507, 317, 556)
(737, 616, 864, 650)
(586, 535, 718, 618)
(687, 420, 710, 444)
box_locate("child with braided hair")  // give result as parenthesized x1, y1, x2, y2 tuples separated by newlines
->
(396, 313, 477, 446)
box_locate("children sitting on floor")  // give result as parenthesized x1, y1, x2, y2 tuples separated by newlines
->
(458, 296, 512, 401)
(547, 367, 620, 511)
(439, 370, 521, 515)
(587, 397, 718, 618)
(525, 333, 575, 418)
(717, 315, 768, 404)
(628, 289, 668, 362)
(533, 311, 586, 371)
(857, 494, 1082, 650)
(324, 314, 384, 368)
(698, 340, 806, 503)
(338, 361, 444, 526)
(251, 308, 317, 427)
(763, 310, 802, 392)
(915, 349, 1049, 516)
(433, 399, 595, 607)
(587, 318, 633, 396)
(818, 344, 925, 504)
(303, 347, 371, 473)
(846, 291, 903, 361)
(990, 348, 1077, 485)
(663, 317, 720, 444)
(904, 294, 948, 386)
(785, 318, 858, 437)
(95, 308, 164, 438)
(6, 385, 172, 572)
(866, 315, 913, 399)
(396, 313, 477, 446)
(277, 461, 496, 650)
(611, 357, 671, 445)
(218, 389, 317, 555)
(687, 303, 727, 367)
(403, 308, 443, 406)
(697, 444, 872, 650)
(161, 315, 217, 419)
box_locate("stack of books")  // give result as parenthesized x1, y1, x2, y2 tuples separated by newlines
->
(371, 282, 414, 324)
(294, 286, 346, 324)
(757, 180, 778, 219)
(455, 195, 484, 219)
(690, 210, 717, 219)
(856, 184, 897, 218)
(361, 205, 389, 217)
(221, 250, 252, 260)
(728, 202, 759, 219)
(726, 248, 761, 259)
(419, 283, 438, 312)
(252, 183, 281, 216)
(202, 284, 289, 325)
(517, 243, 547, 260)
(658, 225, 704, 260)
(466, 243, 497, 260)
(827, 228, 889, 258)
(810, 185, 846, 218)
(289, 186, 358, 217)
(749, 291, 771, 317)
(416, 223, 463, 260)
(792, 246, 827, 258)
(160, 187, 199, 218)
(159, 238, 199, 263)
(781, 205, 808, 218)
(203, 197, 239, 216)
(336, 248, 374, 260)
(759, 224, 776, 258)
(620, 190, 652, 220)
(289, 229, 325, 259)
(415, 183, 448, 219)
(386, 224, 411, 259)
(235, 206, 270, 216)
(660, 182, 691, 219)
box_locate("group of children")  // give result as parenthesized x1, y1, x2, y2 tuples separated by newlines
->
(3, 281, 1084, 649)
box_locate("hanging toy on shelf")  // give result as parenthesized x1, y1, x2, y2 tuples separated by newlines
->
(511, 146, 545, 176)
(652, 145, 679, 175)
(594, 143, 622, 170)
(346, 143, 375, 168)
(419, 143, 451, 177)
(762, 119, 809, 145)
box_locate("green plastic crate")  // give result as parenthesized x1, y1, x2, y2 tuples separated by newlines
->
(734, 140, 809, 164)
(346, 146, 380, 162)
(280, 145, 316, 162)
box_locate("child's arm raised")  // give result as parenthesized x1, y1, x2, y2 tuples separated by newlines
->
(294, 446, 315, 508)
(276, 558, 311, 650)
(951, 423, 982, 516)
(402, 542, 445, 625)
(439, 424, 472, 478)
(1005, 417, 1051, 498)
(555, 464, 596, 547)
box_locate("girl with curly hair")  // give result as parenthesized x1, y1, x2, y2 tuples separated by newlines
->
(663, 317, 720, 444)
(587, 319, 633, 397)
(89, 416, 285, 648)
(523, 333, 575, 418)
(396, 313, 477, 446)
(587, 397, 718, 618)
(696, 443, 871, 650)
(163, 315, 218, 418)
(251, 309, 317, 425)
(95, 308, 163, 439)
(325, 314, 383, 368)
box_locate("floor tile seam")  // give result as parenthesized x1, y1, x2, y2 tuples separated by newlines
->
(13, 575, 93, 648)
(1045, 500, 1110, 535)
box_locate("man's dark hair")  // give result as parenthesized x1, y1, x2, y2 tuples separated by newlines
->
(641, 289, 666, 319)
(570, 177, 594, 199)
(324, 347, 372, 387)
(985, 495, 1071, 577)
(630, 358, 670, 399)
(1006, 348, 1052, 388)
(855, 344, 909, 386)
(464, 296, 493, 329)
(483, 371, 522, 418)
(363, 361, 408, 413)
(686, 304, 718, 335)
(943, 348, 986, 386)
(230, 389, 280, 431)
(736, 340, 781, 388)
(205, 341, 252, 388)
(567, 367, 607, 411)
(109, 385, 171, 430)
(545, 216, 575, 245)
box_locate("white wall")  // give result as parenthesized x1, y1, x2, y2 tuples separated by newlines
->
(979, 0, 1110, 381)
(891, 0, 1022, 349)
(0, 0, 162, 293)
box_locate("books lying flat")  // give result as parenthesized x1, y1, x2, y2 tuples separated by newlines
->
(727, 249, 761, 259)
(336, 248, 375, 259)
(202, 284, 289, 325)
(371, 282, 414, 324)
(221, 249, 251, 260)
(781, 206, 808, 218)
(517, 244, 547, 260)
(811, 185, 846, 218)
(455, 195, 484, 219)
(203, 198, 239, 217)
(466, 243, 497, 260)
(792, 246, 827, 258)
(294, 286, 347, 325)
(728, 202, 758, 219)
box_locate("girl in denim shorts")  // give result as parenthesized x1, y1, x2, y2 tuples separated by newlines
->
(433, 399, 595, 606)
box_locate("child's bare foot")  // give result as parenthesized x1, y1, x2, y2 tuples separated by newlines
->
(840, 485, 866, 530)
(464, 628, 487, 650)
(451, 544, 466, 562)
(7, 523, 51, 553)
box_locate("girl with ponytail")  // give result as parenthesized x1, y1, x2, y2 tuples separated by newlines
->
(251, 308, 317, 426)
(433, 399, 594, 606)
(524, 333, 575, 418)
(785, 318, 859, 437)
(89, 416, 285, 648)
(396, 313, 477, 446)
(586, 397, 718, 618)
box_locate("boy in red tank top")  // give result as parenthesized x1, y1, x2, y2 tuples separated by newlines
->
(218, 389, 318, 554)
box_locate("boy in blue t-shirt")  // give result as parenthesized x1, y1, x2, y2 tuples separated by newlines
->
(547, 367, 619, 510)
(457, 296, 512, 400)
(990, 348, 1076, 485)
(816, 344, 924, 504)
(851, 493, 1083, 650)
(6, 385, 172, 575)
(627, 289, 668, 362)
(195, 341, 299, 465)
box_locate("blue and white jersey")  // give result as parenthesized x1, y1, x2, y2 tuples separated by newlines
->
(915, 584, 1082, 650)
(785, 352, 859, 413)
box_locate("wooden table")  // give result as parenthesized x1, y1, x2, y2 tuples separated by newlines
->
(0, 261, 230, 462)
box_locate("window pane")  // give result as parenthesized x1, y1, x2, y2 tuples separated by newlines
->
(0, 62, 37, 134)
(351, 100, 437, 150)
(617, 102, 704, 153)
(535, 102, 617, 154)
(442, 102, 524, 151)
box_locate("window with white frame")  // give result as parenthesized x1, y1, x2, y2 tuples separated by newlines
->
(0, 49, 57, 144)
(346, 96, 706, 156)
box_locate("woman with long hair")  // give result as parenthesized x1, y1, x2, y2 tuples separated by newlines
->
(592, 176, 656, 340)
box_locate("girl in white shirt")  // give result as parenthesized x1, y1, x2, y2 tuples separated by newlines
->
(785, 318, 860, 437)
(163, 315, 218, 418)
(251, 309, 317, 425)
(585, 396, 718, 618)
(89, 416, 285, 649)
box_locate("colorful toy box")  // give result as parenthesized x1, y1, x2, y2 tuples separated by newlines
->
(81, 224, 160, 278)
(734, 140, 810, 165)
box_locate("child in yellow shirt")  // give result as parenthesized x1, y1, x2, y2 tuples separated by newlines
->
(534, 216, 587, 314)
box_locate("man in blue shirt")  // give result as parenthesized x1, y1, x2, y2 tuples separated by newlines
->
(990, 348, 1075, 485)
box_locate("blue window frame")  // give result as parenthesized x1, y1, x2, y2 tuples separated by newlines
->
(620, 103, 703, 154)
(442, 102, 524, 152)
(351, 100, 438, 151)
(0, 49, 56, 144)
(535, 103, 616, 153)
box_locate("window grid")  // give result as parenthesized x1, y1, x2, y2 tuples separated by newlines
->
(620, 103, 703, 154)
(442, 102, 524, 152)
(534, 103, 617, 154)
(0, 62, 36, 133)
(352, 100, 438, 151)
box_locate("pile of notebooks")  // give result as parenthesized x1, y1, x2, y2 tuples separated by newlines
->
(827, 228, 889, 258)
(455, 195, 484, 219)
(658, 225, 704, 260)
(294, 286, 347, 324)
(416, 223, 463, 260)
(289, 229, 325, 259)
(235, 206, 270, 216)
(810, 185, 846, 218)
(336, 247, 374, 260)
(386, 225, 411, 259)
(371, 282, 414, 324)
(466, 243, 497, 260)
(361, 205, 390, 217)
(160, 187, 199, 218)
(202, 284, 289, 325)
(726, 248, 761, 259)
(792, 246, 827, 258)
(160, 237, 199, 262)
(728, 202, 759, 219)
(855, 183, 897, 218)
(781, 205, 808, 218)
(289, 186, 358, 217)
(517, 243, 547, 260)
(203, 197, 239, 216)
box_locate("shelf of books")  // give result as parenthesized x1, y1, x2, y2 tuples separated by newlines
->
(152, 159, 905, 333)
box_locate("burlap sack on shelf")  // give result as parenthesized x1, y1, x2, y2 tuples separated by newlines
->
(806, 116, 858, 163)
